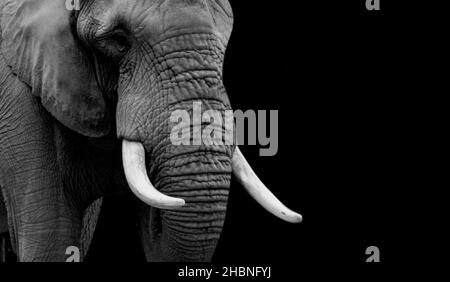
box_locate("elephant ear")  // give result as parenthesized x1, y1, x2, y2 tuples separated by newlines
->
(0, 0, 111, 137)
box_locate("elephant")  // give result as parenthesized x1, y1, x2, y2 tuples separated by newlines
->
(0, 0, 302, 262)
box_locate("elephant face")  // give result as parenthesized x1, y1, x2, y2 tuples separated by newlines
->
(77, 0, 234, 262)
(1, 0, 301, 262)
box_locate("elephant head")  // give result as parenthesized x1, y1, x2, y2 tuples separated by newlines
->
(0, 0, 301, 261)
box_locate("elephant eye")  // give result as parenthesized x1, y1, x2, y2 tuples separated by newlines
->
(96, 29, 131, 58)
(109, 32, 130, 51)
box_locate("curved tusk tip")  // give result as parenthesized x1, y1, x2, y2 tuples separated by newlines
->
(293, 213, 303, 224)
(282, 211, 303, 224)
(157, 198, 186, 210)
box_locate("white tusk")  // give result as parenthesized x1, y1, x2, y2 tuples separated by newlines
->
(122, 140, 185, 209)
(232, 147, 303, 223)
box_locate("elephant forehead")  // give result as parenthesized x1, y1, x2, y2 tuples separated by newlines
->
(86, 0, 233, 46)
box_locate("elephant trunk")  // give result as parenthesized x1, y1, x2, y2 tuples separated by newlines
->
(147, 148, 232, 262)
(128, 133, 232, 262)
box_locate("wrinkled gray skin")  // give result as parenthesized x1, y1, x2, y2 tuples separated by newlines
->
(0, 0, 234, 262)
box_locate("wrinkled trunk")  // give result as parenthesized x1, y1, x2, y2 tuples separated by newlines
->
(116, 32, 233, 261)
(139, 152, 232, 261)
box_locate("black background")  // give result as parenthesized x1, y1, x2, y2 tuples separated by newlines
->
(85, 0, 400, 268)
